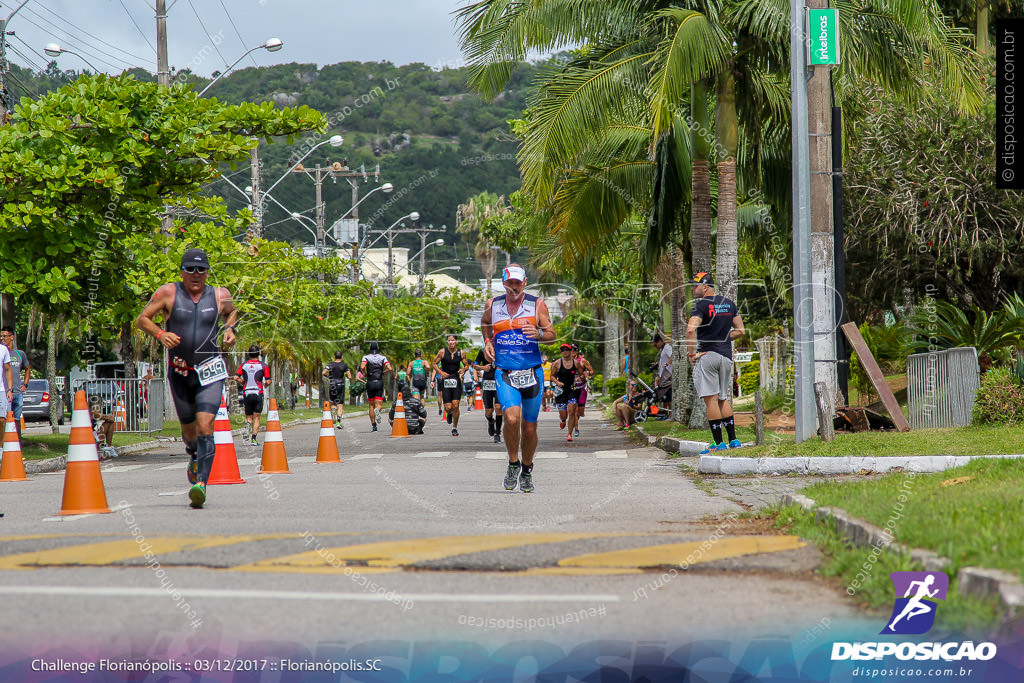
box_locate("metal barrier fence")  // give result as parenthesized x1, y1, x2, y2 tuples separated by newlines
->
(71, 377, 164, 434)
(906, 347, 980, 429)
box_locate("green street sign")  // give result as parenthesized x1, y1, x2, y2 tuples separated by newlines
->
(808, 9, 841, 65)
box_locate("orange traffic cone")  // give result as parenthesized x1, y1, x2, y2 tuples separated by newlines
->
(390, 392, 409, 438)
(113, 398, 127, 432)
(474, 385, 484, 410)
(207, 397, 246, 485)
(259, 398, 290, 474)
(1, 411, 27, 481)
(315, 402, 341, 463)
(19, 416, 25, 431)
(58, 391, 111, 515)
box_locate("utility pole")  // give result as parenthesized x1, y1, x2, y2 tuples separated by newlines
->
(247, 147, 262, 242)
(791, 0, 816, 443)
(808, 0, 838, 408)
(367, 226, 444, 297)
(155, 0, 169, 86)
(349, 179, 359, 282)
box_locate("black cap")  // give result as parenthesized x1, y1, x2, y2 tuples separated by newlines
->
(692, 272, 713, 285)
(181, 248, 210, 269)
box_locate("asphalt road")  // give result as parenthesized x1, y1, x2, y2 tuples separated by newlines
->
(0, 402, 879, 677)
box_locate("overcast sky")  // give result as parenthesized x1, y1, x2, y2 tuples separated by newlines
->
(3, 0, 468, 77)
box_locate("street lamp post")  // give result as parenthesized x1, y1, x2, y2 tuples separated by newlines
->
(255, 134, 343, 243)
(198, 38, 283, 96)
(383, 212, 419, 297)
(43, 43, 100, 72)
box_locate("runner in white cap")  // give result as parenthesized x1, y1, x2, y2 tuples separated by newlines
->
(481, 264, 556, 493)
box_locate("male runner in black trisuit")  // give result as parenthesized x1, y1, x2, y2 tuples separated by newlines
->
(323, 350, 352, 428)
(136, 248, 237, 509)
(434, 334, 470, 437)
(475, 347, 502, 442)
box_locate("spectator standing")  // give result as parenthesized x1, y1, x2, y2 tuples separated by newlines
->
(1, 326, 29, 437)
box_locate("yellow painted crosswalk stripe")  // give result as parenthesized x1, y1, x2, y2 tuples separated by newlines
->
(235, 533, 618, 574)
(540, 535, 807, 574)
(0, 533, 363, 570)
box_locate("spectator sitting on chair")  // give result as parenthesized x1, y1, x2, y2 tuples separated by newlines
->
(612, 379, 641, 430)
(90, 403, 118, 458)
(388, 383, 428, 434)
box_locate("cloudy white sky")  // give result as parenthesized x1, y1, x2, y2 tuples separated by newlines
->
(3, 0, 468, 77)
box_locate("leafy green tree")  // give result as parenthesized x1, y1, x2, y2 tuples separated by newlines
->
(456, 191, 508, 293)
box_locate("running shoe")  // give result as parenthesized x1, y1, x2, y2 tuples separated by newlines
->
(446, 412, 453, 425)
(715, 442, 729, 451)
(614, 425, 626, 431)
(493, 434, 501, 443)
(503, 461, 522, 490)
(188, 482, 206, 509)
(567, 434, 573, 443)
(573, 428, 580, 438)
(187, 456, 199, 485)
(487, 419, 495, 437)
(438, 407, 443, 416)
(452, 428, 459, 437)
(251, 436, 259, 447)
(243, 422, 252, 440)
(519, 471, 534, 493)
(371, 424, 378, 432)
(728, 439, 743, 449)
(375, 408, 382, 424)
(698, 443, 723, 455)
(559, 420, 566, 430)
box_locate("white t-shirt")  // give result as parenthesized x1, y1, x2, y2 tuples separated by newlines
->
(0, 345, 9, 394)
(657, 343, 673, 382)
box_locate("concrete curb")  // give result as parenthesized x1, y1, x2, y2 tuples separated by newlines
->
(781, 493, 1022, 618)
(700, 453, 1024, 475)
(23, 413, 331, 474)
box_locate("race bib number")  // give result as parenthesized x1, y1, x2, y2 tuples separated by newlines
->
(196, 356, 228, 387)
(482, 380, 497, 391)
(507, 369, 538, 390)
(552, 385, 563, 397)
(443, 378, 458, 389)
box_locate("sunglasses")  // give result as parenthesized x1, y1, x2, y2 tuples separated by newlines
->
(182, 266, 208, 274)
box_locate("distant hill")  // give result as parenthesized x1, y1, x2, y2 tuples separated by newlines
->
(6, 59, 542, 279)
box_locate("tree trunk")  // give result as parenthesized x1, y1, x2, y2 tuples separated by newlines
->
(977, 2, 990, 56)
(119, 322, 137, 378)
(691, 81, 714, 275)
(47, 319, 59, 434)
(601, 306, 619, 392)
(715, 70, 739, 303)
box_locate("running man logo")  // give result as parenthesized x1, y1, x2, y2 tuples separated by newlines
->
(881, 571, 948, 635)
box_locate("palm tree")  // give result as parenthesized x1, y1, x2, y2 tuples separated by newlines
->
(455, 192, 508, 294)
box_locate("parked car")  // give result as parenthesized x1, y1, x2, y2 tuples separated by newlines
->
(22, 379, 65, 425)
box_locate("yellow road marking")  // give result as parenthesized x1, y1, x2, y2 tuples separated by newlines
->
(236, 533, 619, 573)
(554, 535, 807, 569)
(0, 533, 366, 570)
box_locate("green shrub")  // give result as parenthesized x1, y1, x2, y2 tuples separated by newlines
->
(738, 360, 760, 394)
(592, 374, 604, 391)
(606, 376, 628, 397)
(973, 367, 1024, 425)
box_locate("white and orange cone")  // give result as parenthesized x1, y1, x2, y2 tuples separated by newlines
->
(315, 402, 341, 463)
(260, 398, 290, 474)
(207, 397, 246, 485)
(113, 398, 127, 431)
(1, 410, 27, 482)
(390, 392, 409, 438)
(474, 385, 484, 411)
(58, 391, 111, 515)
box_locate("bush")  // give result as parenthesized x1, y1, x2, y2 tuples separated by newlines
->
(591, 374, 604, 391)
(606, 376, 628, 397)
(738, 360, 760, 394)
(973, 366, 1024, 425)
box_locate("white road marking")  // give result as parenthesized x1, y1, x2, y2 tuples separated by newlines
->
(595, 450, 629, 459)
(100, 464, 147, 472)
(157, 464, 183, 471)
(535, 452, 568, 459)
(42, 502, 130, 522)
(414, 451, 450, 458)
(0, 585, 619, 603)
(475, 452, 507, 459)
(158, 491, 186, 496)
(348, 453, 384, 460)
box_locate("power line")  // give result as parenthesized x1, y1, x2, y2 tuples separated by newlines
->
(8, 38, 53, 73)
(4, 70, 43, 100)
(27, 3, 154, 63)
(13, 12, 133, 72)
(119, 0, 157, 55)
(217, 0, 258, 68)
(186, 0, 229, 69)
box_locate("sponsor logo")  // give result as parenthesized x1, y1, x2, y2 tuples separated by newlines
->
(831, 572, 997, 663)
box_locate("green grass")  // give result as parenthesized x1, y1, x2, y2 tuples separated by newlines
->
(740, 424, 1024, 458)
(797, 457, 1023, 579)
(770, 504, 1002, 633)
